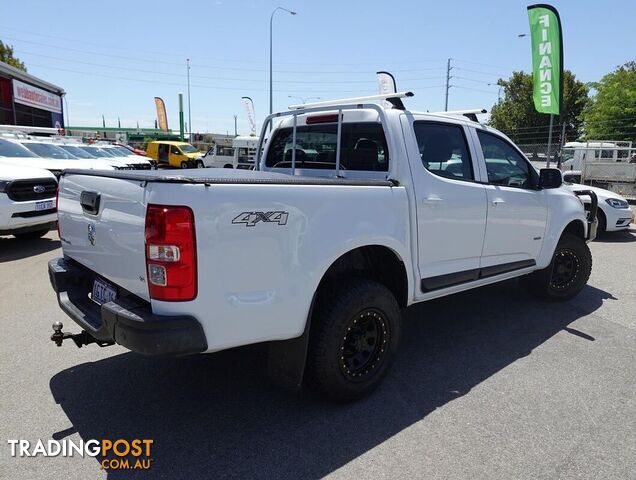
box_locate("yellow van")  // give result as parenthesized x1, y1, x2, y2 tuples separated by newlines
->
(145, 141, 204, 169)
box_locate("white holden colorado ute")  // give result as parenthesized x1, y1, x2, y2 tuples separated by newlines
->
(48, 93, 598, 402)
(1, 163, 57, 239)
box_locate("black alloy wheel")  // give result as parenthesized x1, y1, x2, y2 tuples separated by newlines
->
(550, 248, 581, 291)
(339, 308, 389, 381)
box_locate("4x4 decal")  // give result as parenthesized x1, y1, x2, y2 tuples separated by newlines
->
(232, 211, 289, 227)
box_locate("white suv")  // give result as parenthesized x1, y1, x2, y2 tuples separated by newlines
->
(0, 138, 115, 178)
(0, 163, 57, 239)
(18, 139, 121, 171)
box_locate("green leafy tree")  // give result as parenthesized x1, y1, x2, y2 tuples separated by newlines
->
(0, 40, 26, 71)
(581, 61, 636, 142)
(489, 70, 588, 145)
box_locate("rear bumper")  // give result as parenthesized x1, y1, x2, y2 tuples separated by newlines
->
(48, 257, 207, 355)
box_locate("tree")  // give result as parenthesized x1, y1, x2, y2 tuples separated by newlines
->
(0, 40, 26, 71)
(489, 70, 588, 145)
(581, 61, 636, 142)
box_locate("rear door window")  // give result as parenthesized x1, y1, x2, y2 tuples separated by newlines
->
(265, 122, 389, 171)
(413, 122, 474, 180)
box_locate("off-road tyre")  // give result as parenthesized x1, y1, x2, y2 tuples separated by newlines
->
(306, 278, 401, 403)
(520, 233, 592, 301)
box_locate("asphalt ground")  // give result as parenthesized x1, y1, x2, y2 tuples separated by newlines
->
(1, 228, 634, 479)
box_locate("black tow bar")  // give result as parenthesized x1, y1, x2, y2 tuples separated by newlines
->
(51, 321, 114, 348)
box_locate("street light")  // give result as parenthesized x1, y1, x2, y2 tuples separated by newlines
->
(270, 7, 297, 115)
(186, 58, 192, 142)
(487, 83, 502, 102)
(287, 95, 321, 104)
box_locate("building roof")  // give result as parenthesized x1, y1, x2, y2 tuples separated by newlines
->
(0, 61, 65, 95)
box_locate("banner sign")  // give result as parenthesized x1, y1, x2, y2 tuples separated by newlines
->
(527, 4, 563, 115)
(376, 71, 397, 109)
(376, 71, 397, 95)
(241, 96, 256, 134)
(154, 97, 169, 131)
(12, 80, 62, 113)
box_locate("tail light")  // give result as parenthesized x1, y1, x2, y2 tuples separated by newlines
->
(144, 204, 197, 301)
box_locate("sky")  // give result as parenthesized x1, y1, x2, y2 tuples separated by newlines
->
(1, 0, 634, 135)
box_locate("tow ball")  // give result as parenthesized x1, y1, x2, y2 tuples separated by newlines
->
(51, 321, 114, 348)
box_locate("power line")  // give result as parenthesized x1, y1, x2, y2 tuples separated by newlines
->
(453, 85, 499, 95)
(7, 36, 446, 75)
(453, 76, 494, 85)
(23, 62, 448, 94)
(452, 58, 516, 71)
(2, 26, 448, 68)
(15, 50, 448, 84)
(454, 67, 508, 78)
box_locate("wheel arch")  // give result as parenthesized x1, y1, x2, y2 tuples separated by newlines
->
(314, 244, 410, 308)
(561, 218, 586, 240)
(266, 243, 411, 391)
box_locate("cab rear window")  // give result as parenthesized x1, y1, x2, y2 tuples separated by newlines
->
(265, 122, 389, 171)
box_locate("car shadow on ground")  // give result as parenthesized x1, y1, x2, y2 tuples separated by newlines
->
(594, 229, 636, 243)
(0, 236, 60, 263)
(49, 279, 614, 479)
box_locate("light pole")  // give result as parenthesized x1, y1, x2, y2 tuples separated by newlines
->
(270, 7, 297, 115)
(186, 58, 192, 142)
(488, 83, 503, 102)
(287, 95, 320, 104)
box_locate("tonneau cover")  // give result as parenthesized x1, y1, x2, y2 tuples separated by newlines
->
(61, 168, 395, 187)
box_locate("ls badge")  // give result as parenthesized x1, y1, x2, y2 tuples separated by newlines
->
(87, 223, 96, 245)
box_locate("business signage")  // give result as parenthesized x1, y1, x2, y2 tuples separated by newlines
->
(154, 97, 169, 132)
(241, 96, 256, 134)
(12, 79, 62, 114)
(527, 4, 563, 115)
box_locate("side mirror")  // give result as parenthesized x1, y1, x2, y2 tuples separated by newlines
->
(539, 168, 563, 189)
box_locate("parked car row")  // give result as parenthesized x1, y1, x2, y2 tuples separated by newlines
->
(0, 135, 153, 239)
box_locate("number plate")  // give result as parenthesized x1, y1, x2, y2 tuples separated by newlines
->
(35, 200, 54, 211)
(92, 278, 117, 305)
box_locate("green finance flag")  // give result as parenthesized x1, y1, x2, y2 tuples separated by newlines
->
(527, 4, 563, 115)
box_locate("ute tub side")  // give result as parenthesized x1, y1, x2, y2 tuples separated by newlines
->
(145, 181, 411, 353)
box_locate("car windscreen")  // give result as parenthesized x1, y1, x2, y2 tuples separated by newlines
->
(59, 145, 96, 159)
(0, 138, 39, 158)
(21, 142, 79, 159)
(79, 146, 110, 158)
(112, 146, 134, 156)
(180, 144, 198, 154)
(94, 148, 118, 157)
(561, 148, 575, 162)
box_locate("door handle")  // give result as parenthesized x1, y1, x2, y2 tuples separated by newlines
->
(423, 195, 443, 205)
(491, 199, 506, 206)
(80, 191, 100, 215)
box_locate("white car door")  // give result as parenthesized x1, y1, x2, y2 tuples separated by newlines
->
(471, 128, 548, 271)
(402, 116, 488, 293)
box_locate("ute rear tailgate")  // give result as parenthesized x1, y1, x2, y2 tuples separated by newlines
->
(58, 172, 150, 301)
